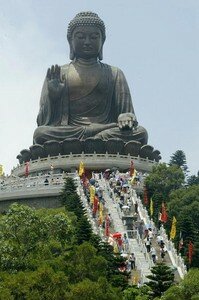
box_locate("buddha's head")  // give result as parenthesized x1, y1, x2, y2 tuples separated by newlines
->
(67, 12, 106, 61)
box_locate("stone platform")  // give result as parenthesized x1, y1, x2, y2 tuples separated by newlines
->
(0, 153, 158, 212)
(12, 152, 158, 177)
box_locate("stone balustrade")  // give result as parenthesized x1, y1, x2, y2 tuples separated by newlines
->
(130, 186, 187, 279)
(12, 152, 158, 177)
(0, 173, 77, 201)
(159, 226, 187, 278)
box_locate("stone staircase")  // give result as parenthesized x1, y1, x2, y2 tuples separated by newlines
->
(99, 178, 152, 282)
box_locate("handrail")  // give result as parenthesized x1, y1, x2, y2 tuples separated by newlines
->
(0, 173, 77, 200)
(11, 153, 157, 174)
(129, 185, 187, 279)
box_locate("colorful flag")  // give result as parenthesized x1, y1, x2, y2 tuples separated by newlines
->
(129, 160, 135, 177)
(188, 241, 194, 264)
(89, 185, 95, 204)
(170, 216, 177, 239)
(25, 162, 29, 177)
(0, 164, 4, 176)
(78, 161, 85, 177)
(93, 195, 99, 214)
(130, 169, 137, 185)
(150, 198, 154, 216)
(98, 203, 104, 225)
(105, 214, 110, 236)
(161, 202, 168, 223)
(143, 187, 149, 205)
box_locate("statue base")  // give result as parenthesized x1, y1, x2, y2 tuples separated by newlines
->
(16, 138, 161, 169)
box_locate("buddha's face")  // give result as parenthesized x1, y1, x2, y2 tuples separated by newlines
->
(71, 26, 103, 59)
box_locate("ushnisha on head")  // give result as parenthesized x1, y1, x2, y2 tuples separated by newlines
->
(67, 11, 106, 60)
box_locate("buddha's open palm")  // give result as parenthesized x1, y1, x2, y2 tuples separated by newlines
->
(47, 65, 65, 99)
(118, 113, 138, 130)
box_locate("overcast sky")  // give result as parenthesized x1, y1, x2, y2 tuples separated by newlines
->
(0, 0, 198, 176)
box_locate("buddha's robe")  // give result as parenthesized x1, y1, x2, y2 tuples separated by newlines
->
(33, 62, 148, 145)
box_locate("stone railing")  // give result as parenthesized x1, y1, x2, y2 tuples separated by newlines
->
(76, 178, 105, 240)
(130, 187, 187, 279)
(103, 178, 153, 283)
(12, 152, 158, 177)
(159, 226, 187, 278)
(0, 173, 77, 201)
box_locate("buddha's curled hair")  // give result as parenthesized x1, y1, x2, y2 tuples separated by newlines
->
(67, 11, 106, 43)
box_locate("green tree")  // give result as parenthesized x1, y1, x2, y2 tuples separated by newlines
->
(187, 171, 199, 186)
(168, 185, 199, 267)
(144, 163, 184, 222)
(0, 204, 73, 272)
(0, 265, 69, 299)
(145, 163, 185, 199)
(162, 269, 199, 300)
(145, 263, 174, 298)
(123, 285, 151, 300)
(67, 242, 107, 283)
(76, 216, 93, 244)
(60, 178, 87, 219)
(61, 177, 77, 199)
(92, 239, 129, 289)
(66, 278, 121, 300)
(0, 203, 47, 271)
(169, 150, 188, 174)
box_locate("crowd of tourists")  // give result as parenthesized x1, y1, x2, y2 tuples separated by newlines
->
(79, 168, 168, 276)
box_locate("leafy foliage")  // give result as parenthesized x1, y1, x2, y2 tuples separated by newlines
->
(123, 285, 151, 300)
(76, 215, 93, 244)
(168, 185, 199, 267)
(162, 269, 199, 300)
(0, 204, 74, 272)
(66, 278, 121, 300)
(145, 263, 174, 298)
(187, 171, 199, 186)
(0, 265, 69, 300)
(0, 177, 127, 298)
(145, 163, 185, 199)
(169, 150, 188, 174)
(144, 163, 184, 222)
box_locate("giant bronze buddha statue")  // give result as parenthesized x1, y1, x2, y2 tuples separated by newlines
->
(17, 12, 161, 164)
(33, 12, 148, 146)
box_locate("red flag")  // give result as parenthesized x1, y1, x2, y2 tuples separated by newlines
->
(25, 162, 29, 177)
(93, 195, 99, 214)
(105, 214, 110, 236)
(161, 202, 168, 223)
(82, 173, 89, 188)
(143, 187, 149, 205)
(188, 241, 194, 264)
(130, 160, 134, 177)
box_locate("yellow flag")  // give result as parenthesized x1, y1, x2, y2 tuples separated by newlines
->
(113, 242, 119, 253)
(0, 164, 4, 176)
(98, 203, 103, 224)
(89, 185, 95, 204)
(130, 169, 137, 184)
(150, 198, 153, 216)
(132, 274, 139, 285)
(99, 202, 103, 213)
(78, 161, 85, 176)
(170, 216, 177, 239)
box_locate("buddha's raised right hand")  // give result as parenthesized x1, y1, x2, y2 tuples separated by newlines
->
(47, 65, 66, 99)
